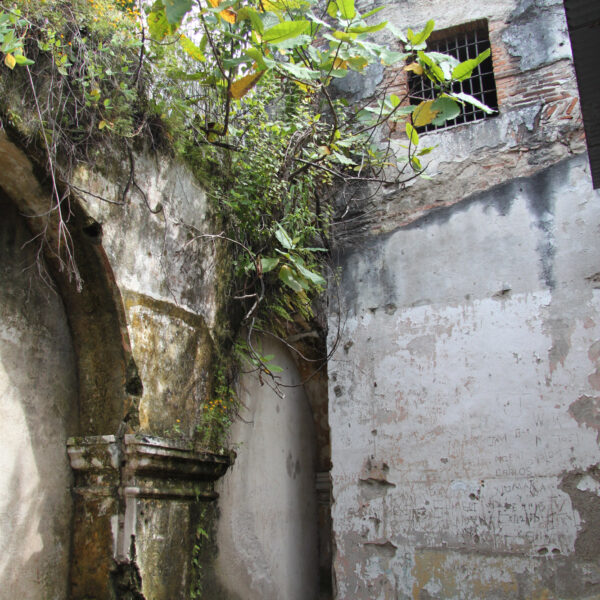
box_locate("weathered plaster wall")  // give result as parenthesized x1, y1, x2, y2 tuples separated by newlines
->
(0, 196, 77, 599)
(336, 0, 585, 242)
(329, 154, 600, 598)
(72, 154, 220, 439)
(327, 0, 600, 597)
(213, 336, 320, 600)
(66, 152, 232, 598)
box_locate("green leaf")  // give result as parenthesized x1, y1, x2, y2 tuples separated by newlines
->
(263, 20, 310, 44)
(327, 1, 338, 18)
(279, 265, 308, 292)
(148, 7, 177, 40)
(348, 21, 387, 34)
(163, 0, 192, 24)
(418, 51, 445, 83)
(451, 91, 495, 114)
(379, 48, 407, 65)
(13, 54, 34, 66)
(346, 55, 369, 71)
(180, 35, 206, 62)
(237, 6, 265, 34)
(294, 262, 326, 286)
(278, 60, 320, 80)
(430, 97, 461, 125)
(406, 122, 419, 146)
(410, 19, 434, 47)
(1, 30, 19, 53)
(261, 257, 280, 273)
(410, 156, 423, 171)
(223, 56, 251, 69)
(331, 30, 358, 43)
(245, 47, 268, 70)
(451, 47, 491, 81)
(337, 0, 356, 20)
(275, 226, 295, 249)
(333, 150, 356, 165)
(362, 6, 385, 20)
(417, 145, 436, 156)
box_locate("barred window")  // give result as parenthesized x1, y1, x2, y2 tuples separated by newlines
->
(409, 20, 499, 131)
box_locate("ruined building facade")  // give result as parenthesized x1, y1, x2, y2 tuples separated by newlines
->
(327, 0, 600, 597)
(1, 0, 600, 599)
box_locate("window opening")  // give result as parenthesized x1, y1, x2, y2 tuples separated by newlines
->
(409, 21, 499, 132)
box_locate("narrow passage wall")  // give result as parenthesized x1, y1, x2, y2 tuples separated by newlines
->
(213, 336, 320, 600)
(0, 195, 77, 599)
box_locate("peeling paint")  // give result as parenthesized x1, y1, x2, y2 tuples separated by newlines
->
(329, 154, 600, 598)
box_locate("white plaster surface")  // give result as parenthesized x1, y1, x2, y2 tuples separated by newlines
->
(328, 155, 600, 598)
(215, 337, 319, 600)
(0, 198, 77, 599)
(72, 153, 218, 328)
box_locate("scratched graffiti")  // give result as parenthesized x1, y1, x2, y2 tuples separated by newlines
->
(334, 475, 580, 554)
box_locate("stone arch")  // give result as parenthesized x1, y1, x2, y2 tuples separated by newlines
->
(0, 130, 143, 599)
(0, 130, 141, 436)
(0, 130, 233, 599)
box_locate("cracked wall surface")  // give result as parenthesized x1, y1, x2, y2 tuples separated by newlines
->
(327, 0, 600, 597)
(329, 153, 600, 599)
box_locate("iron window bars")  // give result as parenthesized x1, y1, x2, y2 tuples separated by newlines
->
(408, 21, 499, 131)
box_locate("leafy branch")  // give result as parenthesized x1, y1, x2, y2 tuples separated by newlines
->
(0, 0, 495, 448)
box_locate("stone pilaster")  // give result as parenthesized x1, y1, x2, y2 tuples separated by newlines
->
(67, 435, 231, 599)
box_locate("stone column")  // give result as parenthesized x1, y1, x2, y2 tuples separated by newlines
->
(67, 435, 231, 599)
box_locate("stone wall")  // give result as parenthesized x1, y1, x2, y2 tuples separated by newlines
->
(0, 194, 78, 600)
(213, 336, 320, 600)
(0, 130, 234, 599)
(327, 0, 600, 598)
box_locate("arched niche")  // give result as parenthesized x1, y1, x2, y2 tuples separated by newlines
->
(0, 130, 141, 435)
(0, 129, 140, 598)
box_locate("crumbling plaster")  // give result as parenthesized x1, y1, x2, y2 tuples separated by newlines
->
(72, 153, 218, 329)
(329, 154, 600, 598)
(327, 0, 600, 596)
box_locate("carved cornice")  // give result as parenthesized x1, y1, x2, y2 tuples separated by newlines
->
(67, 434, 232, 501)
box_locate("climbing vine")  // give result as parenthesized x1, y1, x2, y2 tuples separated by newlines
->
(0, 0, 493, 448)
